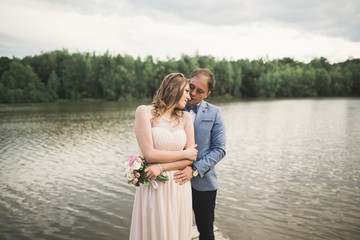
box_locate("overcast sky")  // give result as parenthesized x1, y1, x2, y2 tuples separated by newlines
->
(1, 0, 359, 63)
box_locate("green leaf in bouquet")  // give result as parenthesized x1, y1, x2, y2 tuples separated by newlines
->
(143, 180, 150, 186)
(156, 174, 169, 183)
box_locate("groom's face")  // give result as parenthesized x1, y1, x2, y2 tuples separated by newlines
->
(187, 75, 211, 106)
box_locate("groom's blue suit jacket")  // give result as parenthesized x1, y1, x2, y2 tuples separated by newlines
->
(190, 100, 226, 191)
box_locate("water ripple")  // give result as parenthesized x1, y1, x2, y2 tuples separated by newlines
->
(1, 99, 360, 239)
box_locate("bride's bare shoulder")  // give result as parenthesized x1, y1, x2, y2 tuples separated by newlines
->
(135, 105, 153, 117)
(183, 111, 192, 120)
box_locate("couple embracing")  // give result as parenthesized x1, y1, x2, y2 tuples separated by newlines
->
(129, 68, 226, 240)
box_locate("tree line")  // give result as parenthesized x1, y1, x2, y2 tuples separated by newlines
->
(0, 49, 359, 103)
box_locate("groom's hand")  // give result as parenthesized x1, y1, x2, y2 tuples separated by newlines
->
(174, 166, 193, 185)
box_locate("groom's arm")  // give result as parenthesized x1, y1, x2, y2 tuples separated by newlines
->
(193, 109, 226, 178)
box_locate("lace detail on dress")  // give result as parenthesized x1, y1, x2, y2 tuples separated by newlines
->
(151, 116, 184, 133)
(151, 116, 187, 151)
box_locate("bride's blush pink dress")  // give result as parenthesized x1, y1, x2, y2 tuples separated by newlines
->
(129, 116, 192, 240)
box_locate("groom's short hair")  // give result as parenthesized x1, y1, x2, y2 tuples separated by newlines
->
(190, 68, 216, 92)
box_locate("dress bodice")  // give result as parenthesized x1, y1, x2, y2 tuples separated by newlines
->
(151, 116, 187, 151)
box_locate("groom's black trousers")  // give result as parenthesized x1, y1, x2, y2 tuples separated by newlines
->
(192, 188, 217, 240)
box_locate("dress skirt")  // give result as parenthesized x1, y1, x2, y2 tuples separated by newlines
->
(129, 170, 192, 240)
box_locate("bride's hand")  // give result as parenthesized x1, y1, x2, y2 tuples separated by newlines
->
(145, 164, 161, 180)
(184, 144, 198, 161)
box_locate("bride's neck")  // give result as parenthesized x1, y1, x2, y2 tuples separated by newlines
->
(162, 107, 176, 119)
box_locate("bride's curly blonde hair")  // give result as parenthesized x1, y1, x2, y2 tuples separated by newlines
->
(152, 73, 189, 123)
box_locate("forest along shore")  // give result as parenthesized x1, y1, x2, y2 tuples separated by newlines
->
(0, 51, 359, 104)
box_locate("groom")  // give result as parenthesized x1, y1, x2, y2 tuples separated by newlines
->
(174, 68, 226, 240)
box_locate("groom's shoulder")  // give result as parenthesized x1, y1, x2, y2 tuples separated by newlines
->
(203, 101, 221, 112)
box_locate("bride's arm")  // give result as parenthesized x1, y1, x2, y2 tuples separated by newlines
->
(135, 105, 197, 163)
(160, 111, 195, 171)
(145, 112, 195, 179)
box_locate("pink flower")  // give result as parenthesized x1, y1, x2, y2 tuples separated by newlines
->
(127, 155, 143, 169)
(132, 178, 138, 184)
(135, 172, 140, 178)
(128, 156, 137, 166)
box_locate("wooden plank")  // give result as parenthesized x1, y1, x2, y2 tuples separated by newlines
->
(191, 225, 231, 240)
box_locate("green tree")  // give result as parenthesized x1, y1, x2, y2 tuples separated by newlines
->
(164, 58, 179, 74)
(239, 59, 264, 97)
(0, 61, 49, 102)
(196, 55, 216, 71)
(310, 57, 331, 71)
(330, 65, 353, 96)
(314, 68, 331, 96)
(0, 57, 11, 78)
(177, 55, 199, 76)
(60, 53, 90, 99)
(90, 52, 119, 101)
(214, 59, 233, 96)
(0, 82, 6, 102)
(48, 70, 60, 100)
(344, 59, 360, 95)
(0, 50, 359, 103)
(25, 51, 58, 84)
(300, 67, 317, 97)
(115, 54, 137, 100)
(231, 61, 242, 97)
(257, 69, 281, 98)
(276, 66, 290, 97)
(135, 56, 155, 99)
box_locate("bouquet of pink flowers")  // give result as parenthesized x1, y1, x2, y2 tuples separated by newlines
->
(124, 155, 169, 187)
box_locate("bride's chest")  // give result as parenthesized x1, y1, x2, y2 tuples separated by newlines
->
(151, 127, 187, 150)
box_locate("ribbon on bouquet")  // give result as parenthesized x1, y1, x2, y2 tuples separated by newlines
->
(148, 180, 159, 208)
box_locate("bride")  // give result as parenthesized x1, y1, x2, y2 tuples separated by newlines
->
(129, 73, 197, 240)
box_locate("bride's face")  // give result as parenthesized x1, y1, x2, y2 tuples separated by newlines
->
(175, 83, 191, 109)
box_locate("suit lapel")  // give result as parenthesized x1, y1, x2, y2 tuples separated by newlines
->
(194, 100, 208, 127)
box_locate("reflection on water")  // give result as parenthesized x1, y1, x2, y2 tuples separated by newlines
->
(1, 99, 359, 240)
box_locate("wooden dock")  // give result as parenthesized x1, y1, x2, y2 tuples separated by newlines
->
(191, 225, 230, 240)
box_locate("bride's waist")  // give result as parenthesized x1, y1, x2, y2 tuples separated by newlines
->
(162, 170, 179, 174)
(161, 170, 180, 176)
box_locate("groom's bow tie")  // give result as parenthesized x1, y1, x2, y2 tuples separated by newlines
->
(185, 105, 198, 114)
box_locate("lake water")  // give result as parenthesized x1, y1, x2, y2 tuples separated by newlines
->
(0, 98, 359, 240)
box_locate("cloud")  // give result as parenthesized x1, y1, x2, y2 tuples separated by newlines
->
(124, 0, 360, 41)
(0, 0, 359, 63)
(28, 0, 360, 41)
